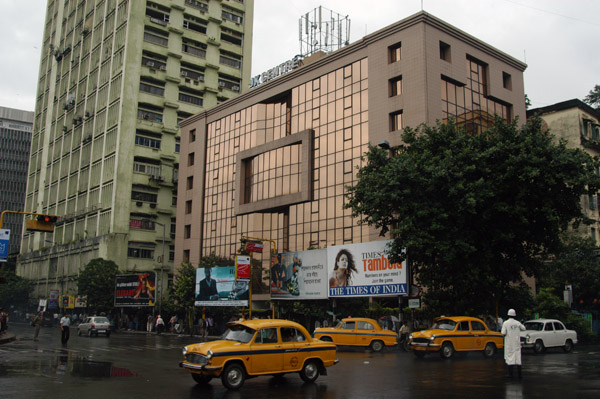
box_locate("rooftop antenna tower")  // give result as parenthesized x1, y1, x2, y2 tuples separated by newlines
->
(299, 6, 350, 58)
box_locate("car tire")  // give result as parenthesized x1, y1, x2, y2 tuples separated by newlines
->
(88, 330, 93, 337)
(413, 350, 426, 358)
(299, 360, 319, 383)
(221, 363, 245, 390)
(563, 339, 574, 353)
(440, 342, 454, 359)
(370, 340, 384, 352)
(192, 373, 213, 385)
(483, 343, 496, 358)
(533, 340, 545, 354)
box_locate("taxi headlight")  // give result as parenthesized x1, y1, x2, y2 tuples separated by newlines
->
(430, 335, 436, 341)
(525, 334, 531, 342)
(182, 346, 188, 356)
(408, 333, 413, 340)
(207, 350, 213, 360)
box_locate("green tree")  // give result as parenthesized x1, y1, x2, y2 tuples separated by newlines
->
(77, 258, 118, 313)
(0, 268, 33, 310)
(170, 261, 197, 334)
(345, 117, 600, 315)
(583, 84, 600, 110)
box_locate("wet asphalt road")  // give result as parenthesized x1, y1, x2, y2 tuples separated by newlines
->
(1, 322, 599, 399)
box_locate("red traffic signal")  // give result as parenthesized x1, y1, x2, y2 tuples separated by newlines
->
(37, 215, 58, 223)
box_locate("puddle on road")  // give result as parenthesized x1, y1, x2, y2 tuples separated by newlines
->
(0, 350, 138, 379)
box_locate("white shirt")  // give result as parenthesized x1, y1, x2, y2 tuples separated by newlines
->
(60, 316, 71, 327)
(501, 317, 525, 365)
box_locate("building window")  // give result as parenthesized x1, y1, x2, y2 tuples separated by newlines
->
(503, 72, 512, 90)
(183, 249, 190, 263)
(219, 50, 242, 69)
(592, 228, 597, 244)
(133, 160, 161, 177)
(135, 131, 161, 149)
(138, 104, 163, 122)
(440, 41, 451, 62)
(188, 152, 195, 166)
(129, 218, 155, 230)
(175, 138, 180, 153)
(182, 37, 207, 58)
(221, 27, 243, 46)
(190, 129, 196, 142)
(389, 76, 402, 97)
(185, 200, 192, 214)
(127, 242, 155, 259)
(187, 176, 193, 189)
(139, 78, 165, 97)
(183, 15, 207, 34)
(179, 87, 203, 106)
(132, 190, 158, 203)
(143, 26, 169, 47)
(388, 42, 401, 63)
(184, 224, 191, 238)
(390, 111, 403, 132)
(185, 0, 208, 12)
(222, 7, 243, 24)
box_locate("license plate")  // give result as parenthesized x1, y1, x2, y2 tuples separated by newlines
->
(98, 330, 106, 333)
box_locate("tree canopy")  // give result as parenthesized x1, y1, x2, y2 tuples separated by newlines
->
(345, 117, 600, 315)
(77, 258, 119, 313)
(583, 84, 600, 110)
(0, 268, 33, 310)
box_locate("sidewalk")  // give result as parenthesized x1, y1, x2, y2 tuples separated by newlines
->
(0, 332, 16, 344)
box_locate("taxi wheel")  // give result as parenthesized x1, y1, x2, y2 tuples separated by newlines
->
(370, 340, 384, 352)
(483, 343, 496, 358)
(440, 342, 454, 359)
(221, 363, 245, 390)
(533, 340, 545, 354)
(299, 360, 319, 383)
(192, 373, 213, 385)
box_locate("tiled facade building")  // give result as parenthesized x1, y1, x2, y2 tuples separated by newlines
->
(18, 0, 254, 300)
(176, 11, 527, 300)
(528, 99, 600, 242)
(0, 107, 34, 256)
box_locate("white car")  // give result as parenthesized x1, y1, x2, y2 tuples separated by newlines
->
(77, 316, 111, 337)
(520, 319, 577, 353)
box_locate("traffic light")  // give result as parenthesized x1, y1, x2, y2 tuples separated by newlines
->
(26, 215, 59, 233)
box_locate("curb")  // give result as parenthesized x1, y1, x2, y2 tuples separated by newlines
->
(0, 334, 17, 345)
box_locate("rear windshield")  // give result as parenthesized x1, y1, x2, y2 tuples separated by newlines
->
(524, 322, 544, 331)
(93, 317, 109, 323)
(221, 324, 256, 343)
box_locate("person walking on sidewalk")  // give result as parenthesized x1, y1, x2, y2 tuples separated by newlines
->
(60, 314, 71, 345)
(155, 315, 165, 335)
(501, 309, 525, 379)
(32, 312, 42, 341)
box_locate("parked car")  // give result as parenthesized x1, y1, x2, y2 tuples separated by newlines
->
(520, 319, 577, 353)
(180, 319, 338, 390)
(77, 316, 111, 337)
(409, 316, 503, 359)
(313, 317, 398, 352)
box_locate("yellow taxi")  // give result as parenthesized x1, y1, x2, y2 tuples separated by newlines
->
(409, 316, 503, 359)
(180, 319, 338, 390)
(313, 317, 398, 352)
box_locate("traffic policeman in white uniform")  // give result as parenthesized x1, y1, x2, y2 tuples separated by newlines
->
(501, 308, 525, 378)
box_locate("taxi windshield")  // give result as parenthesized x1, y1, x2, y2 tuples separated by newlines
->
(431, 319, 457, 331)
(221, 324, 256, 343)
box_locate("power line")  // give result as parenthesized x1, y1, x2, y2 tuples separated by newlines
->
(502, 0, 600, 27)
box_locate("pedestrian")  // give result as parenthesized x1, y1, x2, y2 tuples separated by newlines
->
(32, 311, 42, 341)
(147, 314, 153, 332)
(155, 315, 165, 335)
(501, 309, 525, 379)
(60, 313, 71, 345)
(207, 315, 214, 336)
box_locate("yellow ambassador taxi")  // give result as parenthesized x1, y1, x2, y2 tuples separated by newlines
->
(180, 319, 338, 390)
(313, 317, 398, 352)
(409, 316, 503, 359)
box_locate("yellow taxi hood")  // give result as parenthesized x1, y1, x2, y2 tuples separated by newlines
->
(186, 339, 248, 354)
(412, 329, 445, 339)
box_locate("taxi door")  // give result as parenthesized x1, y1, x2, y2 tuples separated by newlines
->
(470, 320, 488, 350)
(453, 321, 474, 351)
(337, 320, 357, 345)
(250, 328, 283, 374)
(281, 327, 310, 372)
(356, 320, 376, 346)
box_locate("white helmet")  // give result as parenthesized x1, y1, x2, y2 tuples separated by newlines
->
(507, 309, 516, 317)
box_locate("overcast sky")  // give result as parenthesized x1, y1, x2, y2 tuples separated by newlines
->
(1, 0, 598, 113)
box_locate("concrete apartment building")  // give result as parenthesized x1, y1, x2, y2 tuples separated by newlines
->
(0, 107, 34, 257)
(176, 11, 527, 300)
(528, 99, 600, 243)
(18, 0, 254, 300)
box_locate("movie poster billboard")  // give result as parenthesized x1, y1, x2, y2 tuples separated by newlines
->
(270, 249, 328, 300)
(48, 289, 59, 310)
(114, 273, 156, 307)
(195, 266, 249, 307)
(327, 240, 407, 298)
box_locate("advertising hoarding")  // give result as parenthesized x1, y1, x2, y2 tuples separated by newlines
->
(235, 255, 251, 280)
(114, 273, 156, 307)
(195, 266, 249, 307)
(327, 240, 407, 298)
(270, 249, 328, 300)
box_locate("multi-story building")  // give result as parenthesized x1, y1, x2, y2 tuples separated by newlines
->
(176, 11, 527, 300)
(528, 99, 600, 242)
(0, 107, 34, 256)
(18, 0, 254, 301)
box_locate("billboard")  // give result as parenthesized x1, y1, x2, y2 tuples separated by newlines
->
(270, 249, 328, 300)
(327, 240, 407, 298)
(48, 289, 60, 310)
(114, 273, 156, 307)
(195, 266, 249, 307)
